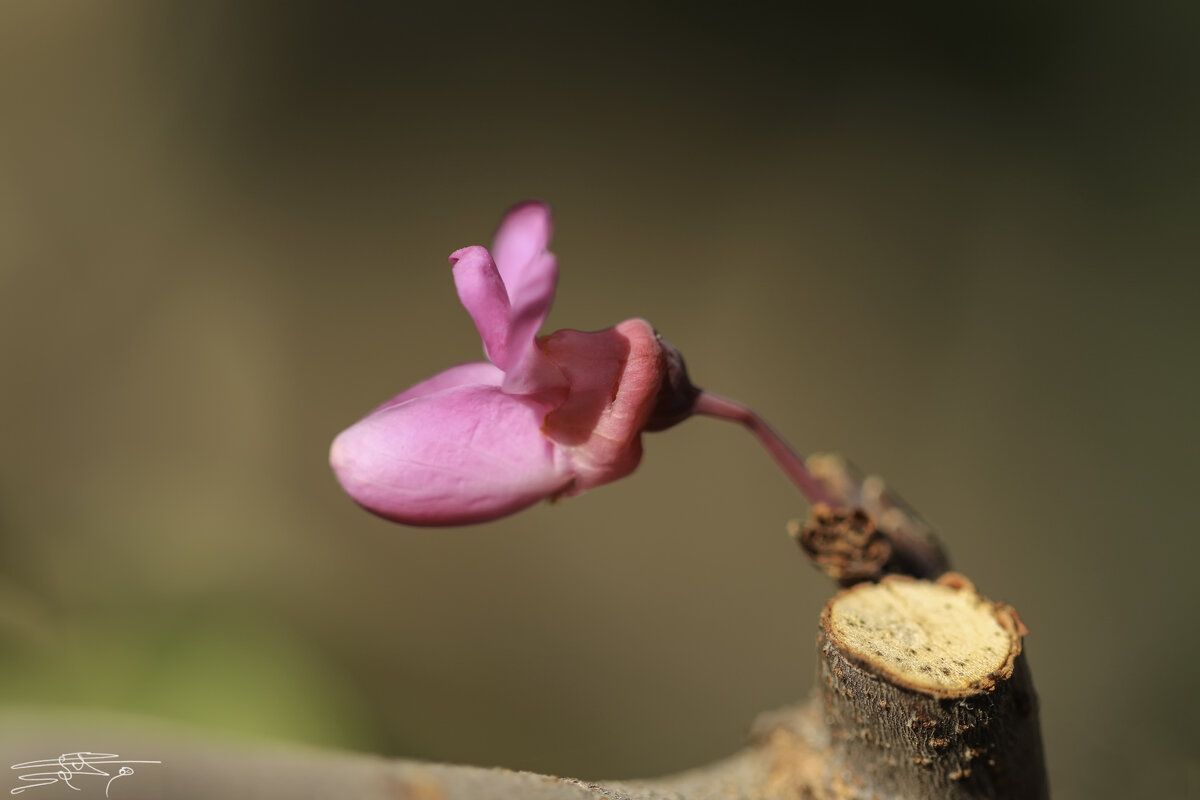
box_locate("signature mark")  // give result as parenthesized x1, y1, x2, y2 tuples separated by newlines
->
(10, 753, 161, 797)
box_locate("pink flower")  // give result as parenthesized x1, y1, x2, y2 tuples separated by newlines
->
(330, 202, 696, 526)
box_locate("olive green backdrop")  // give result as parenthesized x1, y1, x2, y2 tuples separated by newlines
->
(1, 3, 1196, 798)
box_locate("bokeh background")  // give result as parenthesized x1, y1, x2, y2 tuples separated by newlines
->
(1, 3, 1197, 798)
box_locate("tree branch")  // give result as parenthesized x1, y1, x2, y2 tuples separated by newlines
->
(0, 703, 828, 800)
(0, 575, 1046, 800)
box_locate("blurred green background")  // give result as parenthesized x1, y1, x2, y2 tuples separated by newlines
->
(1, 2, 1197, 798)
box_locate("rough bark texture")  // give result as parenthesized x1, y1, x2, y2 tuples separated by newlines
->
(792, 505, 894, 586)
(804, 454, 950, 581)
(816, 574, 1048, 799)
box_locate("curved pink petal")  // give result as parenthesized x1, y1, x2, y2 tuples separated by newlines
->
(372, 361, 504, 412)
(501, 250, 564, 397)
(540, 318, 666, 493)
(330, 384, 573, 526)
(449, 246, 511, 368)
(507, 250, 558, 346)
(491, 201, 554, 298)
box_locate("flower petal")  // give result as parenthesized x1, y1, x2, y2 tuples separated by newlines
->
(372, 361, 504, 412)
(494, 204, 559, 378)
(506, 250, 558, 348)
(491, 201, 554, 298)
(540, 318, 665, 492)
(501, 250, 566, 397)
(330, 384, 572, 526)
(449, 246, 511, 368)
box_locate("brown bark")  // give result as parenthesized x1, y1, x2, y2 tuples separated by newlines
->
(803, 454, 951, 581)
(815, 574, 1048, 799)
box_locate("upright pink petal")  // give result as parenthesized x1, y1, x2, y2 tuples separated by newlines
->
(449, 246, 511, 368)
(501, 250, 564, 397)
(506, 250, 558, 346)
(463, 202, 561, 396)
(330, 384, 571, 526)
(491, 201, 554, 298)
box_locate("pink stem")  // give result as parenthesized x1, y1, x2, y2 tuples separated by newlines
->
(692, 391, 835, 507)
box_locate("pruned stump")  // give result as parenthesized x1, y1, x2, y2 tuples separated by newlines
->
(816, 574, 1048, 800)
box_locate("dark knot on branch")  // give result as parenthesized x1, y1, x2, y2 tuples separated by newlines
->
(791, 504, 892, 586)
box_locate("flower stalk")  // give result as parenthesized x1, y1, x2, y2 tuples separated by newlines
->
(691, 391, 835, 507)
